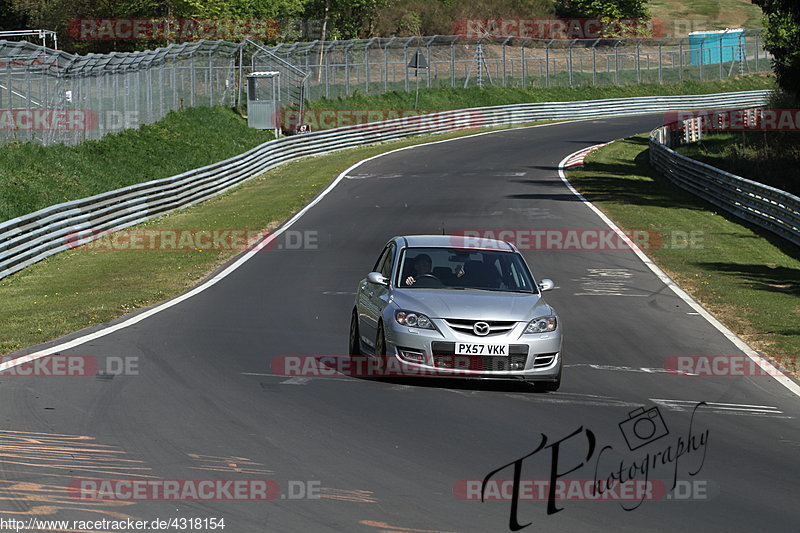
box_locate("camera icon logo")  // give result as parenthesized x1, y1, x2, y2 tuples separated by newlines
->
(618, 406, 670, 451)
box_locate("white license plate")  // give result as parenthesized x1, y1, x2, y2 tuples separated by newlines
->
(455, 343, 508, 356)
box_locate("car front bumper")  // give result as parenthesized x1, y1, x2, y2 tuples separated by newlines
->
(381, 318, 562, 381)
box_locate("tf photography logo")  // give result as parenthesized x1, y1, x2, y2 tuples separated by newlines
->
(469, 402, 709, 530)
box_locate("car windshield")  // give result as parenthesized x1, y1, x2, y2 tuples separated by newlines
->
(396, 247, 536, 292)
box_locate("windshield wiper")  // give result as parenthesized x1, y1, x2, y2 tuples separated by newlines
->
(446, 287, 534, 294)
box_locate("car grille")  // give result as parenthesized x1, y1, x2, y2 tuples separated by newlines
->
(532, 353, 558, 368)
(443, 319, 517, 337)
(431, 342, 528, 372)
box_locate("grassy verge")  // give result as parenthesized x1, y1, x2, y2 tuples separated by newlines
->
(0, 121, 546, 355)
(568, 136, 800, 369)
(676, 132, 800, 196)
(0, 107, 272, 223)
(306, 75, 775, 116)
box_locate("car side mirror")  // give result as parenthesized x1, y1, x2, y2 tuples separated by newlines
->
(366, 272, 389, 286)
(538, 279, 555, 291)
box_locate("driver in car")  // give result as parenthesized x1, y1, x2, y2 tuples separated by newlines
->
(404, 254, 433, 286)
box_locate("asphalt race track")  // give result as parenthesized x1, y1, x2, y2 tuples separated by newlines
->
(3, 116, 799, 533)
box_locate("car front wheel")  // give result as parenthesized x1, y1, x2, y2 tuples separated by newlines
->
(349, 310, 361, 356)
(375, 322, 386, 357)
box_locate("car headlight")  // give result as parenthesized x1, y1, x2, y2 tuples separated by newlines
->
(524, 316, 557, 334)
(395, 310, 435, 330)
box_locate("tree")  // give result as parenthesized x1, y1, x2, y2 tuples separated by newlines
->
(555, 0, 650, 19)
(554, 0, 651, 37)
(752, 0, 800, 98)
(304, 0, 388, 39)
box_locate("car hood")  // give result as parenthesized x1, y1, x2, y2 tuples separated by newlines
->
(391, 288, 552, 321)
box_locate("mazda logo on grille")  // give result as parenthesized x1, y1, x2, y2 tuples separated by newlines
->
(473, 322, 490, 336)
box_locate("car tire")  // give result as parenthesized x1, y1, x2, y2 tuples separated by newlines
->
(375, 322, 386, 357)
(349, 309, 361, 356)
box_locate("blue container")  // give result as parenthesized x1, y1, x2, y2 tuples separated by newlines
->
(689, 29, 744, 66)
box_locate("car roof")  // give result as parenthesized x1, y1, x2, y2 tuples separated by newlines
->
(397, 235, 516, 251)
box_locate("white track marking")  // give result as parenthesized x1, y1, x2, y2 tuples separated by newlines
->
(651, 398, 786, 416)
(558, 147, 800, 399)
(280, 377, 312, 385)
(565, 363, 678, 374)
(652, 399, 779, 410)
(1, 119, 588, 372)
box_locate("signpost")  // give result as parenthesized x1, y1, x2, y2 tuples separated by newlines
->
(407, 49, 428, 109)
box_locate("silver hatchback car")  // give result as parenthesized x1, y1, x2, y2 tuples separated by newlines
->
(349, 235, 562, 390)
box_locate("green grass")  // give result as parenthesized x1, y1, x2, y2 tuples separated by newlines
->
(306, 75, 775, 117)
(0, 121, 544, 356)
(676, 132, 800, 197)
(0, 107, 273, 223)
(568, 135, 800, 368)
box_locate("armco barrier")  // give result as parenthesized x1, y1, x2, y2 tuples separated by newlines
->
(649, 119, 800, 247)
(0, 90, 771, 280)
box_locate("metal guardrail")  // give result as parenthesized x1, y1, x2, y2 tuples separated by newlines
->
(649, 116, 800, 247)
(0, 89, 772, 280)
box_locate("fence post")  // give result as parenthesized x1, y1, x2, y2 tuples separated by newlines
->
(635, 41, 641, 83)
(426, 41, 432, 88)
(658, 42, 662, 83)
(568, 40, 574, 87)
(450, 41, 456, 88)
(209, 49, 214, 105)
(754, 31, 759, 72)
(545, 40, 551, 88)
(699, 41, 704, 81)
(190, 54, 196, 106)
(403, 42, 409, 91)
(502, 39, 507, 87)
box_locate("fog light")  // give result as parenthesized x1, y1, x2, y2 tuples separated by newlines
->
(510, 362, 524, 370)
(398, 349, 425, 364)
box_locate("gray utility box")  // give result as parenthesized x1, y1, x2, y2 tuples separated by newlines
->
(246, 71, 280, 132)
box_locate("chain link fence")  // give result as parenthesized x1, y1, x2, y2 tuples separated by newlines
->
(264, 31, 769, 101)
(0, 39, 239, 145)
(0, 30, 771, 146)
